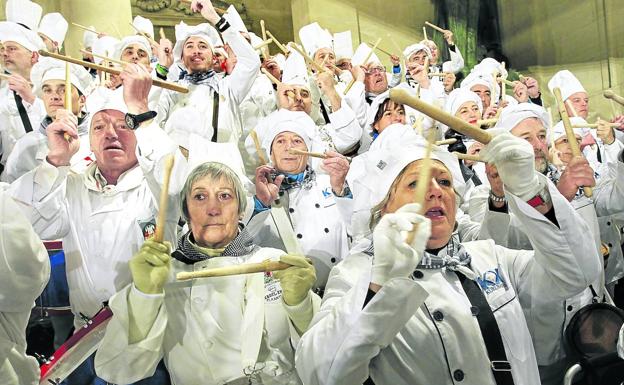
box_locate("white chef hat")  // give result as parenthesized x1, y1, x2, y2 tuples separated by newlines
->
(281, 47, 309, 89)
(83, 27, 98, 50)
(114, 35, 151, 61)
(38, 13, 68, 49)
(132, 15, 154, 39)
(0, 21, 46, 52)
(548, 70, 586, 102)
(172, 21, 222, 62)
(333, 31, 353, 62)
(260, 109, 316, 154)
(494, 102, 550, 133)
(31, 56, 93, 96)
(460, 70, 499, 104)
(360, 142, 459, 209)
(273, 53, 286, 70)
(6, 0, 42, 31)
(223, 4, 248, 34)
(248, 32, 264, 55)
(403, 43, 431, 61)
(92, 35, 120, 65)
(352, 42, 381, 67)
(474, 57, 507, 79)
(186, 134, 253, 193)
(298, 22, 333, 58)
(86, 87, 128, 118)
(444, 88, 483, 117)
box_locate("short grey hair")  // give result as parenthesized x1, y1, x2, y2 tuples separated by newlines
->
(180, 162, 247, 221)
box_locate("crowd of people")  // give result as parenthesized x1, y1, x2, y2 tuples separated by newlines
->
(2, 0, 624, 384)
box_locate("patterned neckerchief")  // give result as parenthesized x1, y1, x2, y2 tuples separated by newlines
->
(279, 166, 316, 192)
(179, 69, 217, 86)
(172, 225, 258, 264)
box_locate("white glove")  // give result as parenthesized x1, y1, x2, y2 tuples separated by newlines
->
(371, 203, 431, 286)
(480, 130, 544, 200)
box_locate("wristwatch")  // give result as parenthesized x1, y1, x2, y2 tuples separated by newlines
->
(125, 111, 157, 130)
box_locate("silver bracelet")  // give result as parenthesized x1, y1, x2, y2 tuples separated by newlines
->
(489, 191, 506, 203)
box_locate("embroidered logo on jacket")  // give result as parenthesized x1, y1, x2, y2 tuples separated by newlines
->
(476, 268, 506, 294)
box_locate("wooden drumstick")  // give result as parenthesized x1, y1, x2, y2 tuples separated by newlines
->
(176, 259, 291, 280)
(250, 129, 268, 165)
(72, 23, 100, 35)
(287, 42, 325, 73)
(0, 72, 33, 85)
(572, 122, 620, 129)
(39, 50, 189, 93)
(390, 88, 492, 144)
(453, 152, 484, 163)
(63, 62, 73, 142)
(344, 38, 381, 95)
(497, 77, 515, 87)
(435, 138, 457, 146)
(80, 49, 127, 66)
(406, 129, 435, 244)
(260, 19, 269, 59)
(423, 26, 428, 41)
(288, 148, 352, 162)
(477, 118, 498, 127)
(153, 154, 175, 243)
(261, 67, 281, 85)
(254, 38, 273, 51)
(423, 56, 430, 76)
(128, 22, 159, 47)
(604, 90, 624, 107)
(553, 87, 592, 197)
(425, 21, 446, 33)
(369, 43, 393, 57)
(266, 30, 289, 55)
(159, 27, 166, 40)
(565, 99, 579, 118)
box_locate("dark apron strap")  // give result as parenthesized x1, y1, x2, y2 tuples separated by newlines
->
(456, 272, 515, 385)
(319, 99, 331, 125)
(211, 91, 219, 142)
(13, 91, 33, 133)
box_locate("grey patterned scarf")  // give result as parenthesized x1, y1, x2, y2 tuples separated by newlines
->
(172, 225, 259, 264)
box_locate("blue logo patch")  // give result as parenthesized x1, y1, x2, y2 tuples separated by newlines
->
(476, 268, 506, 294)
(322, 188, 332, 198)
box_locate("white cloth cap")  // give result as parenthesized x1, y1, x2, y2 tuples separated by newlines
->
(360, 143, 459, 208)
(273, 53, 286, 70)
(551, 116, 590, 142)
(444, 88, 483, 117)
(260, 110, 316, 154)
(548, 70, 586, 101)
(38, 13, 68, 48)
(92, 35, 120, 65)
(298, 22, 333, 58)
(187, 135, 253, 192)
(132, 15, 154, 39)
(474, 57, 507, 79)
(86, 87, 128, 117)
(83, 27, 98, 49)
(281, 47, 309, 89)
(31, 56, 93, 96)
(352, 43, 381, 67)
(173, 22, 222, 61)
(460, 70, 498, 105)
(6, 0, 42, 31)
(0, 21, 45, 52)
(403, 43, 431, 61)
(224, 5, 248, 34)
(369, 123, 426, 151)
(248, 32, 264, 55)
(333, 31, 353, 61)
(494, 102, 550, 133)
(114, 35, 151, 61)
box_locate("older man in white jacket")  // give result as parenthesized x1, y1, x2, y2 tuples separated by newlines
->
(0, 188, 50, 385)
(295, 131, 601, 385)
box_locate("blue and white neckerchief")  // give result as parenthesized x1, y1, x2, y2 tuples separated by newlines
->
(280, 166, 316, 192)
(418, 233, 477, 280)
(179, 69, 217, 86)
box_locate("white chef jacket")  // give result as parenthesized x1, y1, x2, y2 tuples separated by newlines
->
(295, 176, 602, 385)
(0, 189, 50, 385)
(7, 122, 185, 326)
(95, 246, 320, 385)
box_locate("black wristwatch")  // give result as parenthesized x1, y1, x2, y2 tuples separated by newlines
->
(125, 111, 157, 130)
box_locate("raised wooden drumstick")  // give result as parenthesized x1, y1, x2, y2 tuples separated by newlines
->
(435, 138, 457, 146)
(565, 99, 579, 118)
(0, 72, 33, 85)
(477, 118, 498, 127)
(288, 148, 352, 162)
(153, 155, 175, 243)
(176, 259, 291, 280)
(80, 49, 127, 66)
(63, 62, 73, 142)
(453, 152, 484, 162)
(406, 129, 436, 244)
(604, 90, 624, 107)
(425, 21, 446, 33)
(250, 129, 268, 165)
(72, 23, 100, 35)
(39, 50, 189, 93)
(287, 42, 325, 73)
(553, 87, 592, 197)
(368, 43, 393, 57)
(260, 19, 269, 59)
(266, 30, 289, 55)
(261, 67, 281, 85)
(344, 38, 381, 95)
(572, 121, 620, 129)
(159, 27, 166, 40)
(254, 38, 273, 50)
(497, 77, 515, 87)
(390, 88, 492, 144)
(128, 22, 159, 47)
(423, 26, 428, 41)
